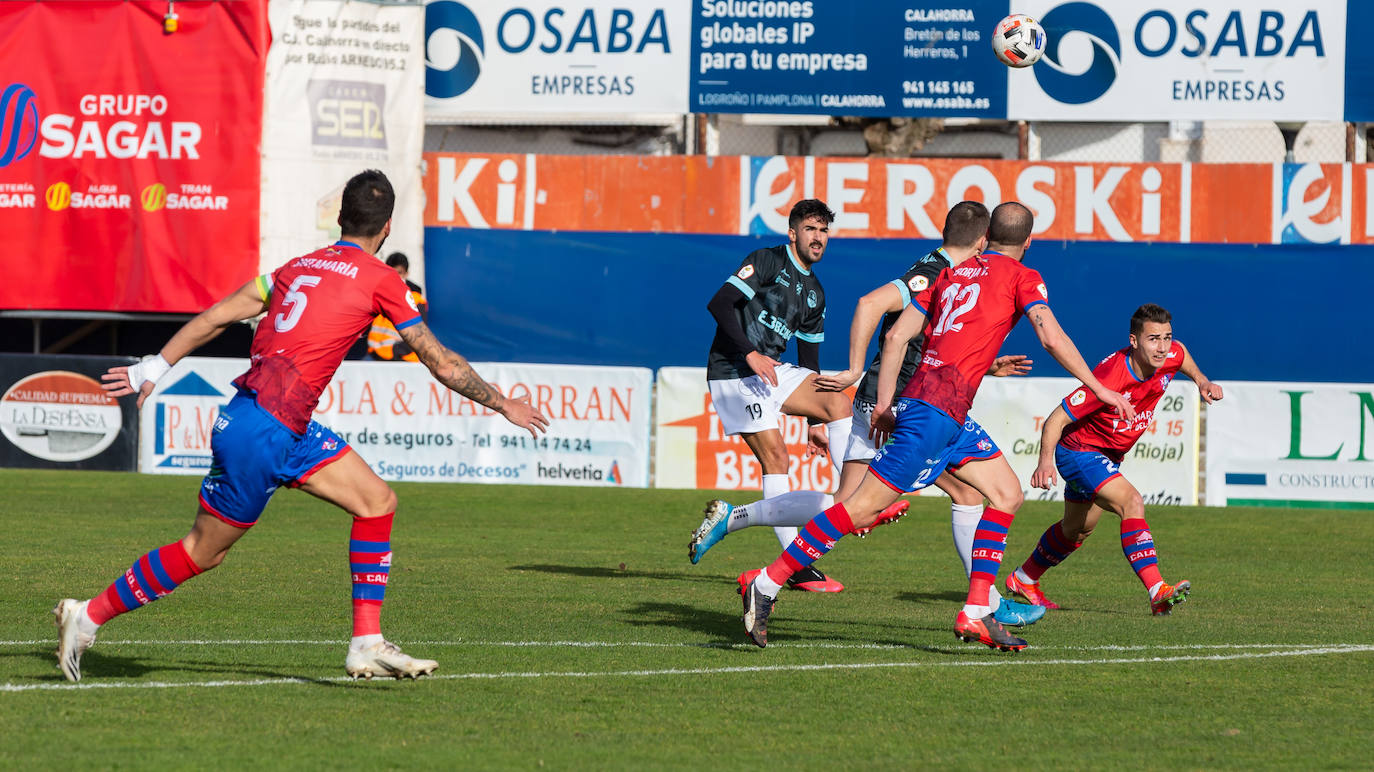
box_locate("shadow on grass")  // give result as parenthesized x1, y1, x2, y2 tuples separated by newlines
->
(894, 589, 967, 605)
(8, 647, 346, 687)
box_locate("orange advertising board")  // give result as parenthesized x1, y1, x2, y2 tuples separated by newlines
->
(424, 153, 1374, 246)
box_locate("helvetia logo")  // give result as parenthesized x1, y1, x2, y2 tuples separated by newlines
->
(0, 83, 39, 168)
(1035, 2, 1121, 105)
(426, 1, 485, 99)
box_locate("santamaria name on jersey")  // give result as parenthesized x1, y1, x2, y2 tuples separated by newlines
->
(290, 257, 359, 279)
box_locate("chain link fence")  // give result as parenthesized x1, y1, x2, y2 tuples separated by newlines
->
(426, 117, 1368, 163)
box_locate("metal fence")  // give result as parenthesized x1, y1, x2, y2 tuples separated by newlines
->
(425, 117, 1369, 163)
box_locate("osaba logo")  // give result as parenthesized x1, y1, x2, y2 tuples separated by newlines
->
(1035, 2, 1120, 105)
(426, 1, 485, 99)
(0, 83, 40, 168)
(46, 182, 71, 211)
(142, 183, 167, 212)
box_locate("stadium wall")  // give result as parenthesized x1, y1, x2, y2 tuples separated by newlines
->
(424, 227, 1374, 384)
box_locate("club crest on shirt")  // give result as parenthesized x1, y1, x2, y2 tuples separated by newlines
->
(406, 292, 419, 312)
(737, 264, 755, 280)
(908, 275, 929, 293)
(1160, 374, 1172, 389)
(1069, 389, 1086, 406)
(1037, 283, 1048, 299)
(806, 289, 817, 308)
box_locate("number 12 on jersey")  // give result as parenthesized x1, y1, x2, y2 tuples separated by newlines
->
(931, 282, 980, 335)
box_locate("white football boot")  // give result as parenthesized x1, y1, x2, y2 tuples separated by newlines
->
(54, 599, 98, 682)
(345, 640, 438, 680)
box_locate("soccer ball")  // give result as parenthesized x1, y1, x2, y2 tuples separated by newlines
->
(992, 14, 1046, 68)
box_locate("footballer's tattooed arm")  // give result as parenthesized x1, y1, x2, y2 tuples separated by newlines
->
(399, 321, 550, 436)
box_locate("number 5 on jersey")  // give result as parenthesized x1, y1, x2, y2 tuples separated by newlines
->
(275, 275, 322, 332)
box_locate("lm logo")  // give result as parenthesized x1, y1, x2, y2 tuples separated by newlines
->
(426, 1, 485, 99)
(0, 83, 39, 168)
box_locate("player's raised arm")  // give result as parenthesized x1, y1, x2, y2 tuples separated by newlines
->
(1026, 305, 1136, 423)
(1031, 405, 1072, 489)
(101, 278, 271, 407)
(815, 283, 905, 392)
(1177, 342, 1223, 404)
(398, 320, 549, 437)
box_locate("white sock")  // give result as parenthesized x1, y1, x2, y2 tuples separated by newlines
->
(824, 417, 852, 486)
(987, 586, 1004, 611)
(1014, 566, 1035, 585)
(762, 473, 796, 549)
(753, 571, 783, 599)
(728, 491, 832, 533)
(350, 633, 383, 650)
(950, 504, 983, 578)
(963, 603, 992, 619)
(77, 604, 101, 636)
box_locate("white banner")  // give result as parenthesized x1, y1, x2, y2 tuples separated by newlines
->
(1205, 381, 1374, 509)
(1008, 1, 1346, 121)
(653, 368, 1201, 503)
(262, 1, 426, 281)
(140, 357, 652, 487)
(654, 367, 840, 493)
(970, 377, 1201, 506)
(424, 0, 690, 121)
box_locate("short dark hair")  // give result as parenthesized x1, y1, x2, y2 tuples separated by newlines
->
(385, 252, 409, 271)
(988, 201, 1034, 245)
(788, 199, 835, 233)
(1130, 303, 1172, 336)
(338, 169, 394, 237)
(942, 201, 990, 248)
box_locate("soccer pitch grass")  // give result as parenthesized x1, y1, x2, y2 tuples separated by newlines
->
(3, 469, 1372, 768)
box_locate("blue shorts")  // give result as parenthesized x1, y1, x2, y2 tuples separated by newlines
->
(199, 391, 350, 528)
(868, 398, 1000, 489)
(1055, 444, 1123, 503)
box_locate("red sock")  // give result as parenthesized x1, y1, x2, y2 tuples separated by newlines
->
(763, 503, 853, 586)
(87, 541, 202, 626)
(1020, 522, 1083, 581)
(1120, 517, 1164, 592)
(965, 508, 1015, 607)
(350, 513, 393, 637)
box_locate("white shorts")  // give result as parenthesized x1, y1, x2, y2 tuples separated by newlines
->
(844, 397, 880, 462)
(708, 363, 814, 436)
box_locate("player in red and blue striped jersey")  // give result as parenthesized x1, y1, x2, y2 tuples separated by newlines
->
(1007, 303, 1223, 615)
(53, 170, 548, 682)
(737, 202, 1136, 651)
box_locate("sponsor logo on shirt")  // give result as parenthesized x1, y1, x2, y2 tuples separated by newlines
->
(406, 292, 419, 312)
(1070, 389, 1087, 406)
(908, 275, 928, 293)
(1037, 283, 1048, 299)
(737, 264, 754, 280)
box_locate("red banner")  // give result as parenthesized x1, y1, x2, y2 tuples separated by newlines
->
(0, 1, 267, 312)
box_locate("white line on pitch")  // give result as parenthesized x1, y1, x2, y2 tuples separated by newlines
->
(0, 639, 1365, 652)
(3, 645, 1373, 694)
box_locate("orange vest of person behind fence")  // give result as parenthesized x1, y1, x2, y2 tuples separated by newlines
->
(368, 281, 427, 361)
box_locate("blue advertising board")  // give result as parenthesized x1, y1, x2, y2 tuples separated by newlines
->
(689, 0, 1010, 118)
(424, 226, 1374, 384)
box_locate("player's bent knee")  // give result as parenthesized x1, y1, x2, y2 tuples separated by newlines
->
(364, 484, 398, 518)
(989, 486, 1024, 513)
